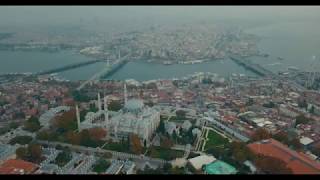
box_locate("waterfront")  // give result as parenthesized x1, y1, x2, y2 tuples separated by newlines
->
(1, 21, 320, 81)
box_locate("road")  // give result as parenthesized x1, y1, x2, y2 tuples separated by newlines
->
(36, 140, 168, 166)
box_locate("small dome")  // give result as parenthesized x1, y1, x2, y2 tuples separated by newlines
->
(124, 99, 144, 112)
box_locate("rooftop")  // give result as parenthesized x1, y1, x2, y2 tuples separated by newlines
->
(204, 160, 237, 174)
(124, 99, 144, 112)
(248, 138, 320, 174)
(188, 155, 216, 170)
(0, 159, 38, 174)
(300, 137, 314, 146)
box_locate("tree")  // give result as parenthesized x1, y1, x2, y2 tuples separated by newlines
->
(309, 105, 315, 114)
(92, 159, 111, 173)
(36, 129, 60, 141)
(14, 112, 25, 119)
(55, 150, 72, 167)
(130, 134, 143, 154)
(72, 90, 91, 102)
(16, 147, 28, 160)
(229, 141, 254, 163)
(289, 138, 302, 151)
(158, 120, 165, 134)
(145, 101, 154, 107)
(172, 131, 178, 144)
(16, 144, 42, 163)
(23, 116, 41, 132)
(108, 100, 122, 111)
(66, 131, 81, 145)
(80, 129, 93, 146)
(53, 110, 77, 131)
(298, 99, 308, 109)
(263, 102, 275, 108)
(202, 78, 213, 84)
(170, 167, 185, 174)
(0, 126, 10, 136)
(28, 144, 42, 163)
(161, 137, 174, 149)
(88, 128, 107, 141)
(246, 98, 254, 106)
(89, 104, 98, 113)
(295, 115, 311, 127)
(9, 136, 33, 145)
(311, 144, 320, 156)
(9, 122, 19, 129)
(273, 131, 289, 145)
(176, 110, 186, 120)
(80, 110, 88, 122)
(103, 152, 113, 159)
(163, 163, 172, 172)
(251, 128, 272, 142)
(254, 155, 292, 174)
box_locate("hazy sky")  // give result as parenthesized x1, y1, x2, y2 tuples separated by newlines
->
(0, 6, 319, 32)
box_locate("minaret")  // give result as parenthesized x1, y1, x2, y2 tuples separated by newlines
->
(76, 105, 81, 132)
(104, 96, 108, 111)
(104, 96, 109, 128)
(114, 123, 118, 139)
(124, 83, 127, 106)
(97, 93, 102, 112)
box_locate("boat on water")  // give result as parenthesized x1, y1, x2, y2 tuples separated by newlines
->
(260, 53, 269, 57)
(287, 66, 299, 71)
(163, 61, 173, 65)
(277, 57, 284, 60)
(267, 62, 282, 66)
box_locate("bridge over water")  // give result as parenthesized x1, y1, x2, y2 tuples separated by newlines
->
(36, 59, 105, 75)
(229, 55, 307, 92)
(229, 55, 276, 77)
(76, 53, 131, 91)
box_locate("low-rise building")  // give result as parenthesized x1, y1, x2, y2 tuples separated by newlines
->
(188, 154, 216, 171)
(0, 144, 18, 164)
(248, 138, 320, 174)
(204, 160, 237, 174)
(0, 159, 39, 174)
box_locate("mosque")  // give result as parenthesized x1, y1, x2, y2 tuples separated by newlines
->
(76, 83, 160, 146)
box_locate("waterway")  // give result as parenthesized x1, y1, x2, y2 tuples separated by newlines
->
(107, 59, 256, 81)
(1, 20, 320, 81)
(246, 21, 320, 73)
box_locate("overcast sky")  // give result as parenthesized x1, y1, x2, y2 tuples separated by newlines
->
(0, 6, 319, 32)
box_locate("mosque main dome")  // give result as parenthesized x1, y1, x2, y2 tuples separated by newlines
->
(124, 99, 144, 113)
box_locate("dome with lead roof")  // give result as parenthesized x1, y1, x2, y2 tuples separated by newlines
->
(124, 99, 144, 113)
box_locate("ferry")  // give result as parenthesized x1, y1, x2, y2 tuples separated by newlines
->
(267, 62, 282, 66)
(163, 61, 173, 65)
(259, 53, 269, 57)
(287, 66, 299, 71)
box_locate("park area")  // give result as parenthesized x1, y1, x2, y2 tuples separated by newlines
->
(204, 129, 230, 150)
(147, 146, 184, 160)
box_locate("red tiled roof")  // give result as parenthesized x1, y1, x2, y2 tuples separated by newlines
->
(0, 159, 38, 174)
(248, 138, 320, 174)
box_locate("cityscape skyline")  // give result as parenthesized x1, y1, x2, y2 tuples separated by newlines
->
(0, 6, 320, 175)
